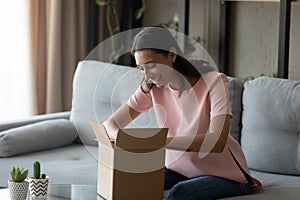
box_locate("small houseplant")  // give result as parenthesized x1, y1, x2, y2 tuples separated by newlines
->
(28, 161, 49, 200)
(8, 167, 29, 200)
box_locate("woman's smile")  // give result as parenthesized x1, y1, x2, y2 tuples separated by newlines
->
(150, 75, 162, 84)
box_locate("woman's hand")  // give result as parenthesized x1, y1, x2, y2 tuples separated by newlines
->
(102, 120, 119, 141)
(102, 104, 141, 141)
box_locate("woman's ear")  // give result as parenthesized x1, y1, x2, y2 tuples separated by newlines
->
(169, 47, 177, 63)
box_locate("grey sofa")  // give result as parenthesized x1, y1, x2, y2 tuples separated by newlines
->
(1, 60, 300, 199)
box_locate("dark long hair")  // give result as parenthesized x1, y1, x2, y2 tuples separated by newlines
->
(131, 27, 214, 91)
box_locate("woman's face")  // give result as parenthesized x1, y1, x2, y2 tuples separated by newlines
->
(134, 50, 176, 88)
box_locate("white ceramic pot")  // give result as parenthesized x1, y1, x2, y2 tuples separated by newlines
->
(8, 180, 29, 200)
(28, 176, 49, 200)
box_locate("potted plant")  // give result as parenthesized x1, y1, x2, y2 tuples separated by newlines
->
(8, 167, 29, 200)
(28, 161, 49, 200)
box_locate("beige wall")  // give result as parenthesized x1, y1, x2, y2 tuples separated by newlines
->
(143, 1, 300, 80)
(143, 0, 177, 27)
(229, 2, 279, 79)
(289, 3, 300, 80)
(190, 0, 220, 63)
(230, 2, 300, 80)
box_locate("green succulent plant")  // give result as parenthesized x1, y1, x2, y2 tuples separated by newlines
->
(10, 167, 28, 182)
(33, 161, 47, 179)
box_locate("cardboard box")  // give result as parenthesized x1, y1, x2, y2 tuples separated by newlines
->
(90, 120, 168, 200)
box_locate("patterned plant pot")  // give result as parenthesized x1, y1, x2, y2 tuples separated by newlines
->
(28, 176, 49, 200)
(8, 180, 29, 200)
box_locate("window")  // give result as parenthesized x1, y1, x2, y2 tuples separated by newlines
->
(0, 0, 35, 121)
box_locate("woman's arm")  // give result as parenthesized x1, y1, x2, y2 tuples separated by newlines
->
(103, 104, 141, 141)
(165, 114, 230, 153)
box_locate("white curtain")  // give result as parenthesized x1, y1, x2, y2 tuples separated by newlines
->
(0, 0, 35, 121)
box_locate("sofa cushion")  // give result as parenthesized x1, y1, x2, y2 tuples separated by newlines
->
(0, 119, 78, 157)
(241, 77, 300, 175)
(227, 77, 244, 142)
(70, 61, 158, 146)
(222, 169, 300, 199)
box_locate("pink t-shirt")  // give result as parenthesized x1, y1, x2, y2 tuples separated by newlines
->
(127, 71, 250, 183)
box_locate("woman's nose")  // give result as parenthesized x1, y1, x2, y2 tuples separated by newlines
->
(143, 68, 151, 82)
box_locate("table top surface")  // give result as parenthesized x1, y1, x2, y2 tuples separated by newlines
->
(0, 184, 102, 200)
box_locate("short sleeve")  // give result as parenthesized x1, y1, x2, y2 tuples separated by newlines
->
(127, 86, 153, 113)
(209, 73, 233, 119)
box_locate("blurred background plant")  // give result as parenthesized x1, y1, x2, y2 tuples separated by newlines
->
(96, 0, 145, 63)
(243, 72, 277, 82)
(95, 1, 202, 64)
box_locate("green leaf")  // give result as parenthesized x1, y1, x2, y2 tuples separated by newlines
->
(108, 3, 117, 15)
(134, 7, 145, 20)
(10, 167, 28, 182)
(10, 167, 16, 181)
(96, 0, 107, 6)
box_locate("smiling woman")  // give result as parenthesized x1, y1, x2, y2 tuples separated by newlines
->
(0, 0, 35, 121)
(102, 27, 261, 200)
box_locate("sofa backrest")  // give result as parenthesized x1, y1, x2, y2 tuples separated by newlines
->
(227, 77, 244, 142)
(70, 61, 158, 146)
(241, 77, 300, 175)
(70, 60, 245, 146)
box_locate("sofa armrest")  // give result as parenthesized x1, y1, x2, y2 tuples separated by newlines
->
(0, 111, 70, 132)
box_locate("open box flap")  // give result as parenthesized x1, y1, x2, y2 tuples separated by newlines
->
(115, 128, 168, 150)
(89, 120, 113, 148)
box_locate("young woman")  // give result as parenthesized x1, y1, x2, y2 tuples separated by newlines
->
(103, 27, 261, 200)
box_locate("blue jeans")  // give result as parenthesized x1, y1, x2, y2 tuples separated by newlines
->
(164, 168, 252, 200)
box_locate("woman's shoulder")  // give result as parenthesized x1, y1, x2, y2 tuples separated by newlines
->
(188, 59, 228, 82)
(188, 59, 217, 74)
(201, 70, 228, 83)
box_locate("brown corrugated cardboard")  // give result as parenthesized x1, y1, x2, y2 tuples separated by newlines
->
(90, 120, 168, 200)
